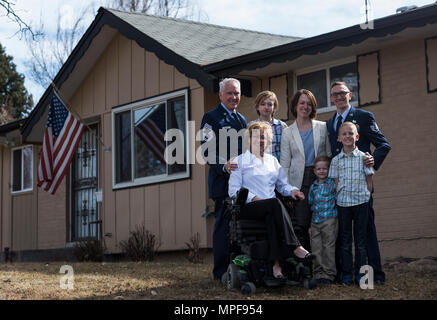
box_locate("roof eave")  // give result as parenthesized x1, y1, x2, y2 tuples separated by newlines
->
(203, 4, 437, 76)
(21, 7, 217, 140)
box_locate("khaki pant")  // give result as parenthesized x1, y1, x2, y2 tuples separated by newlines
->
(310, 217, 338, 281)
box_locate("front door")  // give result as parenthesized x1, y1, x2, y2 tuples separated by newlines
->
(70, 123, 99, 241)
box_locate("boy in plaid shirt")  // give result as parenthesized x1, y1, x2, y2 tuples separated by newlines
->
(329, 122, 374, 286)
(308, 156, 338, 285)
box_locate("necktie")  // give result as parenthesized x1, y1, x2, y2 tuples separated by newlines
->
(335, 115, 343, 135)
(231, 113, 241, 127)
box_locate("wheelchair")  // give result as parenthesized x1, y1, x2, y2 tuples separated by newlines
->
(223, 188, 317, 295)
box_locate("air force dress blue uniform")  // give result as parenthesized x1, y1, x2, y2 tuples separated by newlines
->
(201, 103, 247, 280)
(327, 106, 391, 282)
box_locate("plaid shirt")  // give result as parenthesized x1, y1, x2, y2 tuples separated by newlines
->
(308, 178, 338, 223)
(249, 118, 288, 161)
(329, 147, 374, 207)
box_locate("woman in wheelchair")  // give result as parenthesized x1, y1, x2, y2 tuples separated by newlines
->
(228, 121, 315, 279)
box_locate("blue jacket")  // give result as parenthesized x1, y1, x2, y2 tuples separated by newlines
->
(201, 104, 247, 199)
(326, 106, 391, 171)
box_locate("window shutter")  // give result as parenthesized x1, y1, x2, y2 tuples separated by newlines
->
(357, 51, 381, 107)
(425, 36, 437, 93)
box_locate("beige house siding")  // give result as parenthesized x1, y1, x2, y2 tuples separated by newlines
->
(65, 33, 209, 253)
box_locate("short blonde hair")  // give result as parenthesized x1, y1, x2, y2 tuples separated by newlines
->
(254, 91, 279, 116)
(246, 121, 273, 148)
(339, 121, 358, 134)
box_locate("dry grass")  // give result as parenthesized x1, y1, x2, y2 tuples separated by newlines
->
(0, 257, 436, 300)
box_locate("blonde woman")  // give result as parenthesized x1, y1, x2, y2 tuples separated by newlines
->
(229, 121, 315, 279)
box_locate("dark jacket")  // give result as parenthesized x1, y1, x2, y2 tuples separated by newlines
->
(200, 104, 247, 199)
(326, 106, 391, 171)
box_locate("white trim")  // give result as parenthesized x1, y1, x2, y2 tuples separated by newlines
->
(112, 89, 190, 190)
(11, 145, 33, 194)
(294, 56, 358, 111)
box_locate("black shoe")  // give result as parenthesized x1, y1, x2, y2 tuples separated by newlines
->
(317, 278, 333, 285)
(220, 273, 227, 285)
(341, 280, 354, 287)
(295, 253, 316, 263)
(375, 279, 385, 285)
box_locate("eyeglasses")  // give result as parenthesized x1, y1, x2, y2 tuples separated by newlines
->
(331, 91, 350, 98)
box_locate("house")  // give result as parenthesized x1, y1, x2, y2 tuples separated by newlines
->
(1, 4, 436, 261)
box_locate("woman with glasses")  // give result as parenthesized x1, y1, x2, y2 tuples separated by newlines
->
(280, 89, 331, 259)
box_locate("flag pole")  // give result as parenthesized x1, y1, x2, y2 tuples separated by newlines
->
(50, 82, 111, 151)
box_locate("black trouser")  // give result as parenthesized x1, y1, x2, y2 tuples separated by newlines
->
(366, 196, 385, 282)
(293, 167, 315, 270)
(335, 196, 385, 282)
(240, 198, 301, 261)
(212, 197, 229, 280)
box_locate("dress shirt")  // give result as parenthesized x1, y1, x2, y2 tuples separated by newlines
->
(229, 150, 298, 203)
(308, 178, 338, 223)
(328, 147, 374, 207)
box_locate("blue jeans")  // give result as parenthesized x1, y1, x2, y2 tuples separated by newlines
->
(338, 202, 369, 283)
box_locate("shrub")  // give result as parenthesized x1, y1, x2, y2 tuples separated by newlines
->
(119, 224, 161, 262)
(73, 238, 105, 262)
(186, 232, 203, 264)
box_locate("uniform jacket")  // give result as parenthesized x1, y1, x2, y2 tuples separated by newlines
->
(280, 120, 331, 189)
(201, 104, 247, 199)
(326, 106, 391, 171)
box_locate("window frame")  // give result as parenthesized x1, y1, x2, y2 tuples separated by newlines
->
(294, 57, 358, 114)
(111, 88, 190, 190)
(11, 145, 34, 194)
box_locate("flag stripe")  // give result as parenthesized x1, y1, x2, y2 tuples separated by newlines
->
(37, 91, 85, 195)
(136, 119, 166, 162)
(49, 124, 85, 194)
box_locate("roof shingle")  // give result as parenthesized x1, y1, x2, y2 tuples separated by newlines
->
(107, 8, 301, 66)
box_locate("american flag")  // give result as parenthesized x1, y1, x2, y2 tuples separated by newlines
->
(37, 91, 85, 194)
(135, 105, 166, 164)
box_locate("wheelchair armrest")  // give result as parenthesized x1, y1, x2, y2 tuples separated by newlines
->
(275, 190, 300, 206)
(235, 188, 248, 206)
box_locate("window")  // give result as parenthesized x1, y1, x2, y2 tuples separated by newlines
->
(11, 145, 33, 193)
(296, 58, 358, 112)
(112, 89, 190, 189)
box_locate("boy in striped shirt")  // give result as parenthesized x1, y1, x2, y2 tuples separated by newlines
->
(308, 156, 338, 285)
(329, 121, 374, 286)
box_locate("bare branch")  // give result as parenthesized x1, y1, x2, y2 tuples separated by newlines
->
(0, 0, 40, 39)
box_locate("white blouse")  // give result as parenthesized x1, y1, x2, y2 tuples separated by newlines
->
(229, 150, 299, 203)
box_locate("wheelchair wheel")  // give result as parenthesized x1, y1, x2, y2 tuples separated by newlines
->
(303, 278, 317, 290)
(241, 282, 256, 295)
(226, 264, 240, 290)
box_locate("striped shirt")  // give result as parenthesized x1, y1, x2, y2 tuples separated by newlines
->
(329, 147, 374, 207)
(308, 178, 338, 223)
(249, 118, 288, 161)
